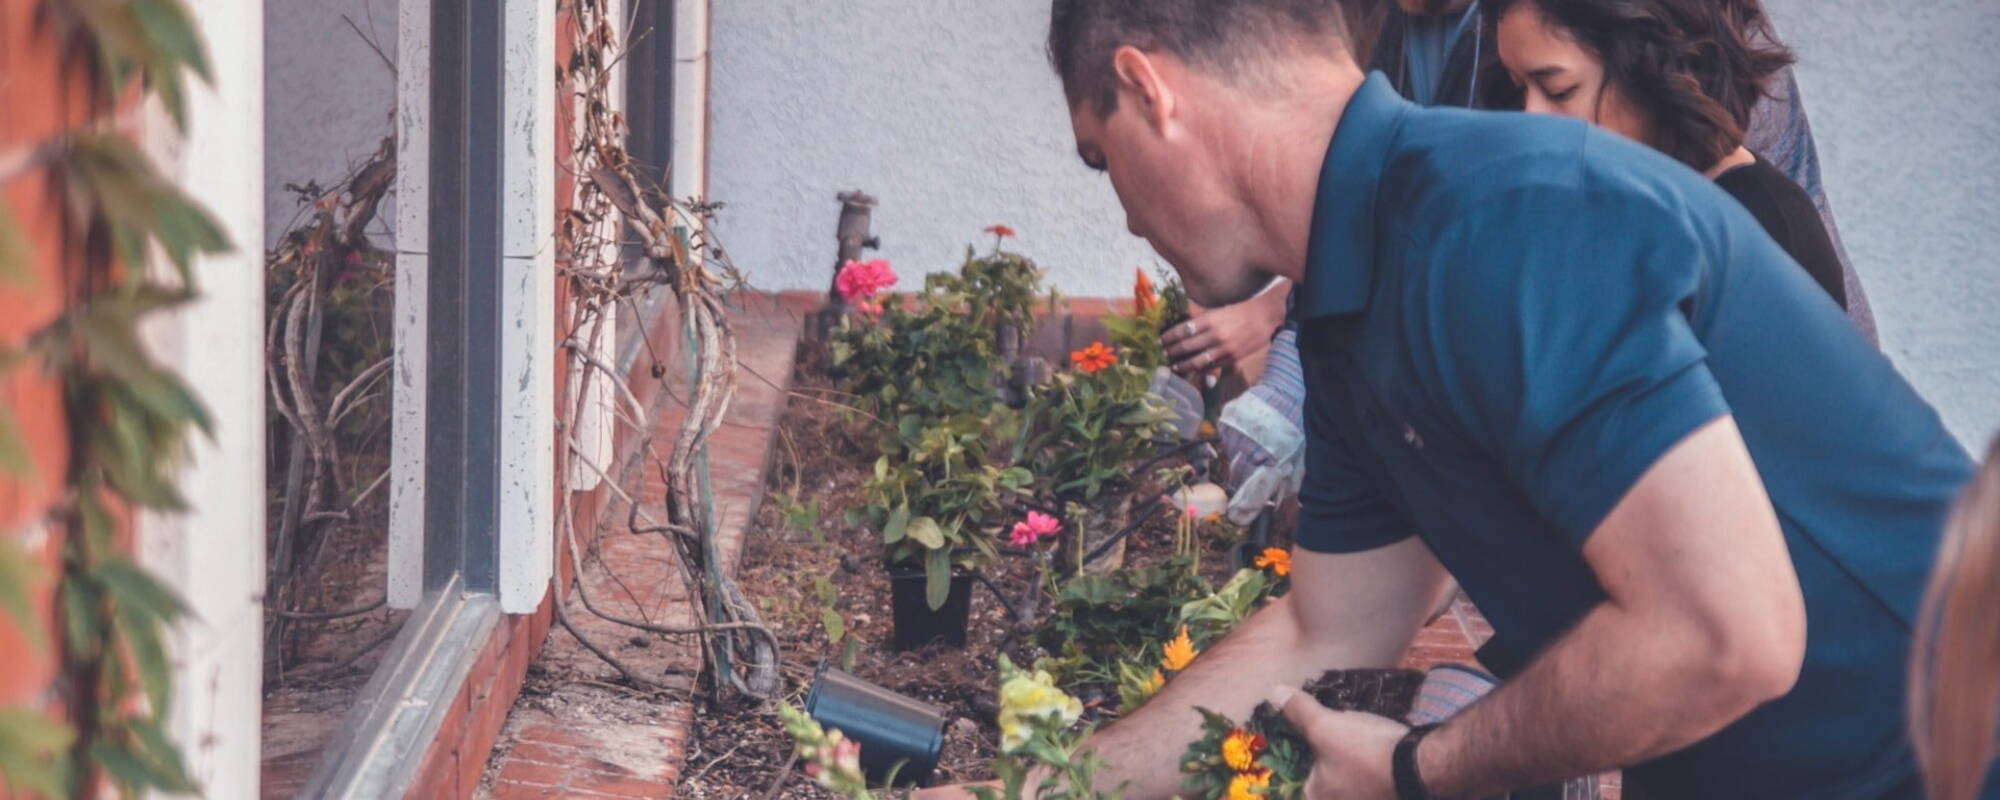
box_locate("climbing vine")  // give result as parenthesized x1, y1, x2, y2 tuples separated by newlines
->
(0, 0, 229, 796)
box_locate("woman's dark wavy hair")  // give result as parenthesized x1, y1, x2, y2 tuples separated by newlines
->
(1481, 0, 1796, 170)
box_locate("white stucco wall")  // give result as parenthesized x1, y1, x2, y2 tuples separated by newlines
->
(709, 2, 1999, 446)
(264, 0, 398, 248)
(707, 1, 1156, 298)
(1762, 0, 2000, 446)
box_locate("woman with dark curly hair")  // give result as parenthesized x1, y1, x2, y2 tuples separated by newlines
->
(1488, 0, 1849, 310)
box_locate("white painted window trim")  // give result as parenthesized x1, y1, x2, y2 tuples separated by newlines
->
(497, 0, 558, 615)
(388, 0, 431, 611)
(135, 0, 266, 795)
(390, 0, 557, 614)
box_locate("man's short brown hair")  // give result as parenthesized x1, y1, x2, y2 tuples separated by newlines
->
(1048, 0, 1355, 116)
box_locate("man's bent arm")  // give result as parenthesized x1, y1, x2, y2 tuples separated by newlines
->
(1084, 536, 1450, 799)
(1417, 416, 1809, 796)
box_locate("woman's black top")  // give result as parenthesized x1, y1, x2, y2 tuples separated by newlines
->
(1715, 155, 1848, 310)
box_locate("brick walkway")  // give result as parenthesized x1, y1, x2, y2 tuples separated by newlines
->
(477, 297, 808, 799)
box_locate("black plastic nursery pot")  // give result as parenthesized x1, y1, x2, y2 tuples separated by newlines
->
(887, 567, 973, 651)
(806, 663, 948, 786)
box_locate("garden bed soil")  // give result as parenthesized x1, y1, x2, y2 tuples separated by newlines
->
(671, 355, 1295, 798)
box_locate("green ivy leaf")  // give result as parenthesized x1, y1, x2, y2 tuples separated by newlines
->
(0, 202, 31, 288)
(0, 404, 32, 478)
(0, 708, 74, 799)
(126, 715, 197, 791)
(0, 540, 47, 656)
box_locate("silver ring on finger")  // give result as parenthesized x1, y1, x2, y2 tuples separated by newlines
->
(1184, 320, 1198, 337)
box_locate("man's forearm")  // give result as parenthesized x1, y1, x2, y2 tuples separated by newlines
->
(1416, 601, 1790, 796)
(1081, 596, 1378, 799)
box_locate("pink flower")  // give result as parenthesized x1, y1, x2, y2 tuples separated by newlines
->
(830, 738, 862, 776)
(836, 258, 897, 307)
(1007, 511, 1061, 547)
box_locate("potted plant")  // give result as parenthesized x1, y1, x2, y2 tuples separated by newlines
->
(863, 412, 1032, 649)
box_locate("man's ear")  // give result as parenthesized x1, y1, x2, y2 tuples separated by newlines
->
(1111, 45, 1175, 133)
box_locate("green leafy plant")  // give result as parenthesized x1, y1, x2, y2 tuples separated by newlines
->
(827, 241, 1047, 460)
(1016, 359, 1172, 509)
(861, 413, 1033, 608)
(1040, 559, 1284, 705)
(1037, 557, 1209, 688)
(1100, 267, 1189, 372)
(829, 287, 1000, 439)
(771, 490, 824, 545)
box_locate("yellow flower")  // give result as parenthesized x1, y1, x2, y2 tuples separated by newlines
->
(1148, 669, 1165, 692)
(1161, 626, 1198, 672)
(997, 666, 1083, 753)
(1220, 729, 1266, 772)
(1225, 768, 1273, 800)
(1253, 547, 1292, 578)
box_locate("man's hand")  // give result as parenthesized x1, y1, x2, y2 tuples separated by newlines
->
(1161, 279, 1290, 379)
(1272, 687, 1405, 800)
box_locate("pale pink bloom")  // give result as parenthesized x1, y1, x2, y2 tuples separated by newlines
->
(832, 738, 862, 774)
(1007, 511, 1062, 547)
(836, 258, 897, 306)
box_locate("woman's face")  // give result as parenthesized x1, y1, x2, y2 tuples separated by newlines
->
(1494, 3, 1648, 143)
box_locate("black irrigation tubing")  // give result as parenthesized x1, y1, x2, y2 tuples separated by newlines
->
(971, 570, 1027, 622)
(1132, 436, 1223, 479)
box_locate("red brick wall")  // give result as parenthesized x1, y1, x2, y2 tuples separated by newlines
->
(0, 0, 127, 759)
(401, 6, 602, 796)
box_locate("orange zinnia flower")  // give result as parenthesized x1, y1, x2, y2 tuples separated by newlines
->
(984, 224, 1017, 239)
(1069, 341, 1117, 373)
(1253, 547, 1291, 578)
(1161, 626, 1197, 672)
(1133, 269, 1157, 313)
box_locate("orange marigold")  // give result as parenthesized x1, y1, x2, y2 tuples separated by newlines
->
(1134, 269, 1157, 313)
(1225, 768, 1273, 800)
(1253, 547, 1292, 578)
(1161, 626, 1198, 672)
(1221, 729, 1266, 771)
(1069, 341, 1117, 373)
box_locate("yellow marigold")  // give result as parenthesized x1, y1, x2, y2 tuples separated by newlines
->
(1253, 547, 1292, 578)
(997, 667, 1082, 753)
(1220, 729, 1266, 771)
(1225, 767, 1273, 800)
(1148, 669, 1165, 692)
(1161, 626, 1198, 672)
(1069, 341, 1117, 374)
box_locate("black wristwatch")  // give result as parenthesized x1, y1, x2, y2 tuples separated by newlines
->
(1392, 723, 1441, 800)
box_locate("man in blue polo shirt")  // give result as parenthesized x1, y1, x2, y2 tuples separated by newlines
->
(1012, 1, 1977, 798)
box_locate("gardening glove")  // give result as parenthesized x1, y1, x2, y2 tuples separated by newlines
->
(1219, 325, 1306, 525)
(1148, 366, 1206, 442)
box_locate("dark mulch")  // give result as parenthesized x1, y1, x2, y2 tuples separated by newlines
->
(674, 350, 1250, 798)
